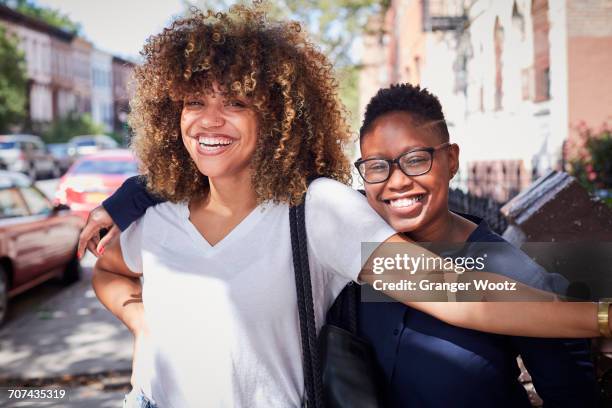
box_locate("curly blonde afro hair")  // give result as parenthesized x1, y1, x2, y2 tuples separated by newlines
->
(128, 4, 352, 205)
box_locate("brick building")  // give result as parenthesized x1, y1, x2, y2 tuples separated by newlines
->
(361, 0, 612, 202)
(565, 0, 612, 139)
(50, 34, 75, 119)
(71, 37, 93, 116)
(91, 48, 114, 132)
(0, 4, 135, 136)
(1, 4, 59, 124)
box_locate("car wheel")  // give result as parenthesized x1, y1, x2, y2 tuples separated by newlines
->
(0, 266, 8, 326)
(61, 250, 82, 285)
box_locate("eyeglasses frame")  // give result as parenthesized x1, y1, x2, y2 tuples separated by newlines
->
(354, 142, 451, 184)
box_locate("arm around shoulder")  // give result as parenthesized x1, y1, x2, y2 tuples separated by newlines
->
(102, 175, 165, 231)
(359, 234, 601, 338)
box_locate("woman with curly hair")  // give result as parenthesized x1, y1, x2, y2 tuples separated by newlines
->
(95, 6, 381, 407)
(91, 4, 604, 408)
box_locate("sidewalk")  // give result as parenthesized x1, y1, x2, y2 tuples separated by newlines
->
(0, 254, 133, 407)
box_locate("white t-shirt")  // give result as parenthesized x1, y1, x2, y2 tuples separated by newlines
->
(120, 178, 395, 408)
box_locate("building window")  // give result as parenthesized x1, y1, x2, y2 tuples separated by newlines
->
(512, 2, 525, 41)
(521, 67, 533, 100)
(531, 0, 550, 102)
(494, 17, 504, 111)
(542, 67, 550, 100)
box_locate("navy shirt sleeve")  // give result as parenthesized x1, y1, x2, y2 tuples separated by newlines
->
(102, 175, 165, 231)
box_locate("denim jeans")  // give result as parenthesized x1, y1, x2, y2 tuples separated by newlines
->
(123, 388, 158, 408)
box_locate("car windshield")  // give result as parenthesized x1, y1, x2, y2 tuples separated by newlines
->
(49, 145, 68, 155)
(72, 159, 138, 175)
(0, 142, 17, 150)
(75, 140, 97, 147)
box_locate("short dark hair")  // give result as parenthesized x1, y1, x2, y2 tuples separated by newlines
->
(359, 83, 449, 142)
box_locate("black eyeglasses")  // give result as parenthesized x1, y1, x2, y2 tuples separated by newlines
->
(354, 142, 450, 184)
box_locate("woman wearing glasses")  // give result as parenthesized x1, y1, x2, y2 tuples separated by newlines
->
(354, 84, 596, 407)
(83, 6, 602, 407)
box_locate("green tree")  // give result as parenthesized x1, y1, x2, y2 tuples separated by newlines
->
(567, 126, 612, 206)
(336, 64, 360, 144)
(0, 0, 81, 34)
(0, 24, 27, 133)
(42, 112, 105, 144)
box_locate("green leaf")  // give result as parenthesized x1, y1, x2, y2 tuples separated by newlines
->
(0, 24, 28, 133)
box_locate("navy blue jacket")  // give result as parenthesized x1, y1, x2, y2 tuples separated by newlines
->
(359, 214, 597, 408)
(104, 176, 597, 407)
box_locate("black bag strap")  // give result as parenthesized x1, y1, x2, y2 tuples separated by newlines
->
(326, 282, 359, 335)
(346, 282, 359, 334)
(290, 198, 324, 408)
(323, 187, 365, 336)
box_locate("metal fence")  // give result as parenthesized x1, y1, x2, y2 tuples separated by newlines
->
(448, 187, 509, 234)
(446, 169, 540, 235)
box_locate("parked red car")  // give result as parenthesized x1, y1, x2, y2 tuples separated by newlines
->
(0, 171, 83, 325)
(55, 150, 138, 221)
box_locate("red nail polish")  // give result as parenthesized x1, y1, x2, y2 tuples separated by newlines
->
(99, 246, 105, 255)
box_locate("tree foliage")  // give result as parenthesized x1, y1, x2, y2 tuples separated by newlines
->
(190, 0, 381, 67)
(41, 112, 105, 144)
(0, 0, 81, 34)
(0, 24, 27, 133)
(567, 126, 612, 205)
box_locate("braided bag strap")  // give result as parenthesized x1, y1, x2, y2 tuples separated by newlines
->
(290, 198, 324, 408)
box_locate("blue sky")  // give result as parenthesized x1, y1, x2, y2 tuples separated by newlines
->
(36, 0, 185, 59)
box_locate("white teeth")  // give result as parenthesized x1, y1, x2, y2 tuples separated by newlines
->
(197, 136, 233, 146)
(389, 195, 423, 208)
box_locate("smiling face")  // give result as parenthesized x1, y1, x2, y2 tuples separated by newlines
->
(360, 111, 459, 235)
(180, 87, 259, 181)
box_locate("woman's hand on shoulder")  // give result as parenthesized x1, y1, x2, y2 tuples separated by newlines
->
(78, 205, 120, 258)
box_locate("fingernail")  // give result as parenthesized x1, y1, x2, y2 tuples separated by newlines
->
(77, 251, 82, 259)
(99, 246, 105, 255)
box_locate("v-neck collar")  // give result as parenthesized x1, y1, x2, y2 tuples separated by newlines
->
(180, 202, 267, 254)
